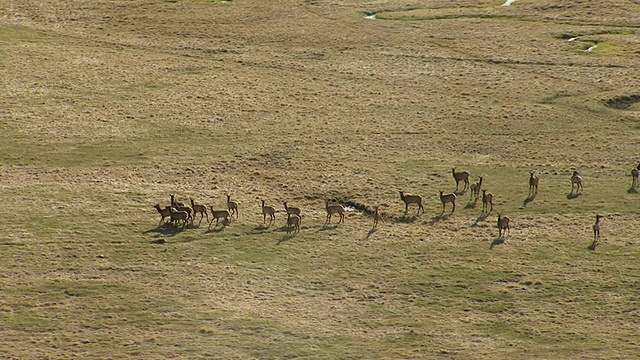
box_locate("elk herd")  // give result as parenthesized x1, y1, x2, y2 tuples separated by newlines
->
(153, 163, 640, 245)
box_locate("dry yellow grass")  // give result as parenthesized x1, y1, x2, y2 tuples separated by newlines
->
(1, 0, 639, 358)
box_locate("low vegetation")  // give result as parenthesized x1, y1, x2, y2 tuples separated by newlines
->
(1, 0, 639, 358)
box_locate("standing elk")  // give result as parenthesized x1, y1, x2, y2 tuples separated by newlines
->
(482, 189, 494, 213)
(226, 194, 239, 219)
(325, 200, 345, 225)
(570, 171, 583, 194)
(497, 213, 511, 239)
(372, 206, 382, 229)
(439, 191, 456, 214)
(452, 168, 470, 191)
(261, 199, 276, 224)
(529, 171, 539, 196)
(592, 214, 603, 243)
(470, 176, 483, 200)
(399, 191, 424, 215)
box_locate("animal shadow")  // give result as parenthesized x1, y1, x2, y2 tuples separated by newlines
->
(627, 187, 637, 194)
(523, 194, 536, 207)
(277, 233, 298, 245)
(465, 200, 477, 209)
(149, 238, 166, 245)
(454, 188, 468, 196)
(490, 237, 505, 249)
(430, 213, 450, 224)
(587, 240, 598, 251)
(393, 215, 419, 224)
(252, 225, 271, 233)
(319, 224, 340, 231)
(567, 192, 581, 200)
(205, 223, 228, 233)
(143, 224, 185, 236)
(473, 212, 490, 226)
(366, 228, 377, 239)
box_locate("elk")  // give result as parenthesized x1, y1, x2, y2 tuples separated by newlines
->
(372, 206, 382, 229)
(170, 194, 186, 208)
(169, 207, 189, 228)
(283, 201, 301, 220)
(261, 199, 276, 224)
(570, 171, 583, 194)
(153, 204, 172, 226)
(452, 168, 470, 191)
(286, 214, 301, 234)
(208, 206, 230, 229)
(226, 194, 239, 219)
(593, 214, 603, 242)
(399, 191, 424, 215)
(631, 168, 639, 189)
(497, 213, 511, 238)
(439, 190, 456, 214)
(529, 171, 539, 196)
(482, 189, 493, 213)
(190, 198, 209, 224)
(325, 200, 345, 225)
(470, 176, 483, 200)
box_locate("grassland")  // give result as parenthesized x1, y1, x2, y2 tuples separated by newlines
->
(1, 0, 639, 358)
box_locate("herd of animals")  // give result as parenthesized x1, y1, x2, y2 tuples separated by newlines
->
(153, 164, 640, 243)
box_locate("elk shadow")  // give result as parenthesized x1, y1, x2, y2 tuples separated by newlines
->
(587, 240, 598, 251)
(523, 193, 536, 207)
(205, 221, 228, 233)
(490, 237, 505, 249)
(454, 188, 468, 196)
(277, 233, 298, 245)
(392, 215, 419, 224)
(566, 192, 581, 200)
(430, 213, 451, 224)
(627, 187, 637, 194)
(465, 199, 478, 209)
(320, 223, 340, 231)
(366, 228, 377, 239)
(252, 224, 271, 233)
(143, 223, 185, 237)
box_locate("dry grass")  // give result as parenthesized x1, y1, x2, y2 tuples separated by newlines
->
(1, 0, 639, 358)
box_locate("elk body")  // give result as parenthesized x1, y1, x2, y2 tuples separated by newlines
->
(497, 213, 511, 239)
(529, 171, 539, 196)
(593, 214, 603, 242)
(482, 190, 493, 213)
(399, 191, 424, 215)
(452, 168, 470, 191)
(325, 200, 345, 225)
(439, 191, 456, 214)
(570, 171, 583, 194)
(470, 176, 483, 200)
(261, 199, 276, 224)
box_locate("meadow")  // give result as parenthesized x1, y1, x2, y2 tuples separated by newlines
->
(1, 0, 639, 358)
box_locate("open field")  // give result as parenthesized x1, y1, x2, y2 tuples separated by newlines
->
(1, 0, 639, 358)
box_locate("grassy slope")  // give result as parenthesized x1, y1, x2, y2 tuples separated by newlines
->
(1, 0, 639, 358)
